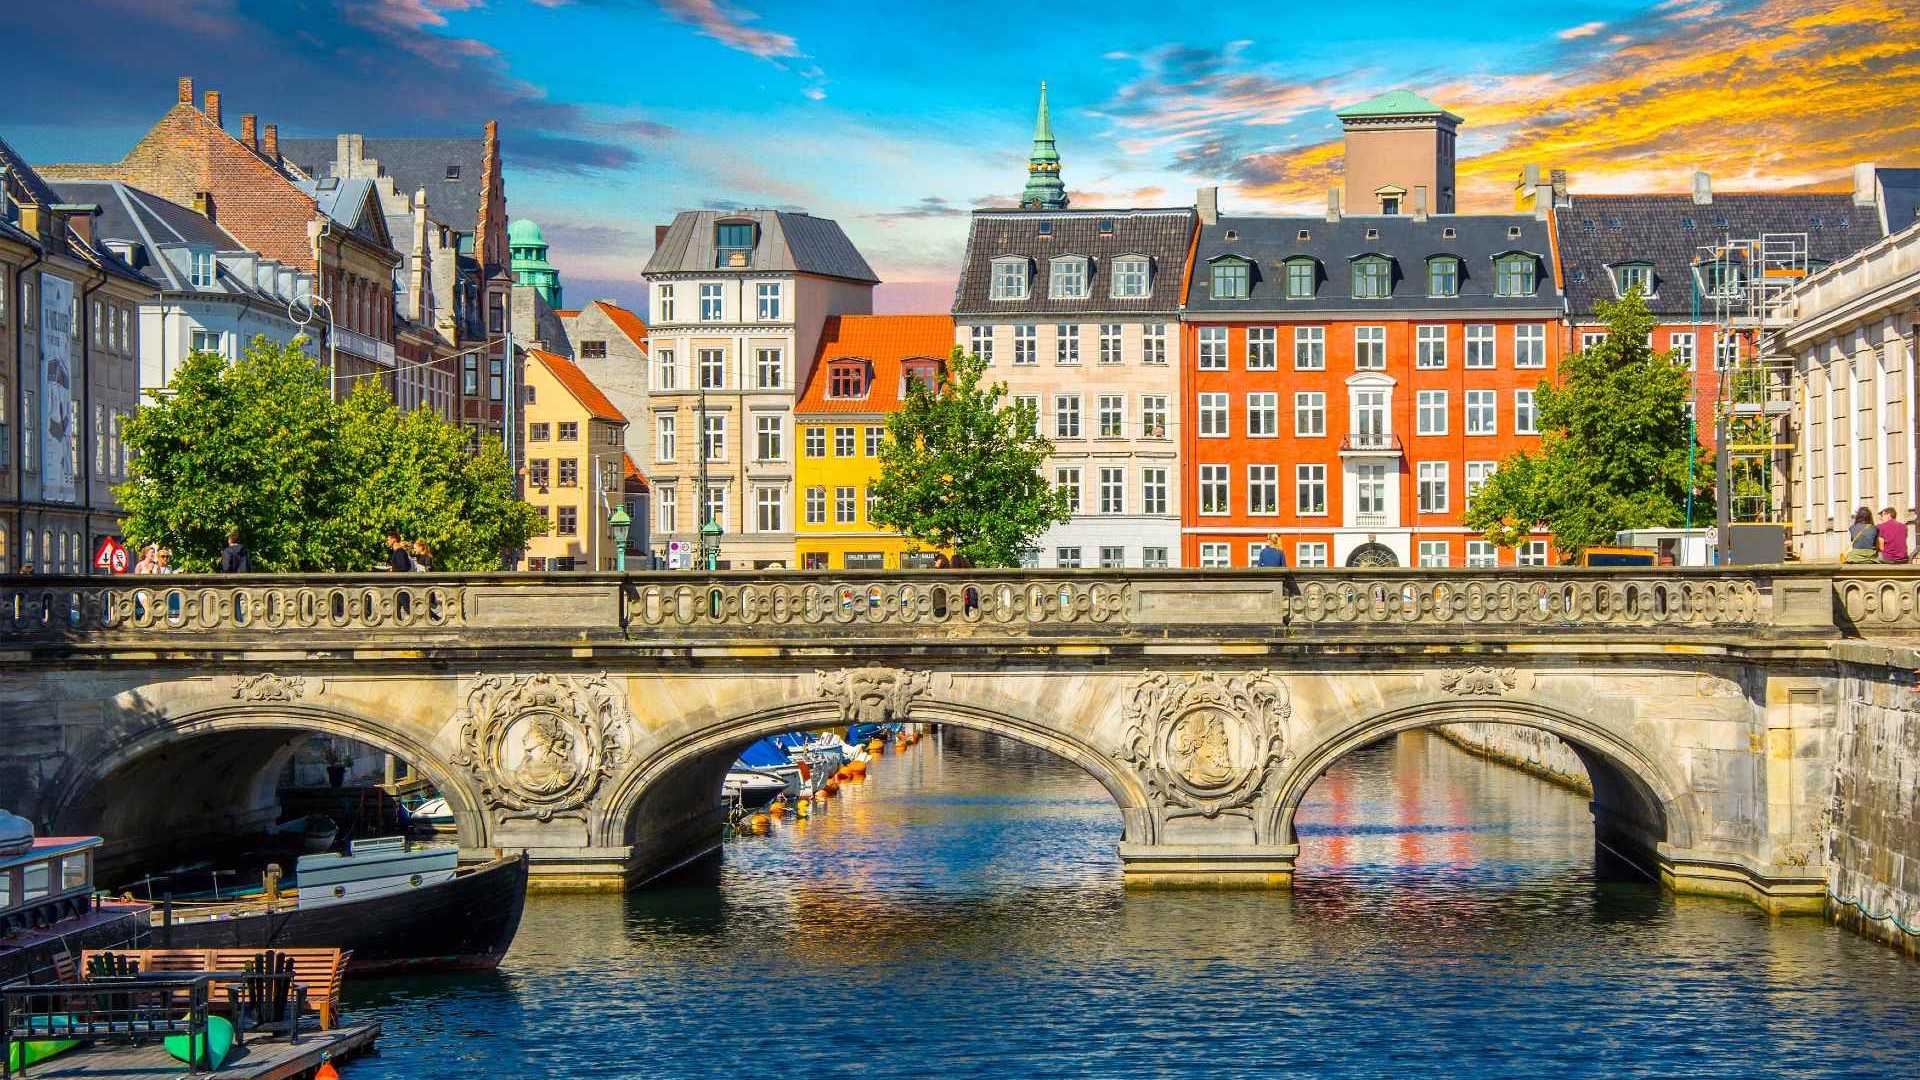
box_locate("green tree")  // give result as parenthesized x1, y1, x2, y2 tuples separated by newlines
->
(1464, 290, 1711, 557)
(869, 348, 1071, 567)
(118, 334, 543, 571)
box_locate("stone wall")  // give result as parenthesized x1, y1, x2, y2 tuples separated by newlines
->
(1828, 665, 1920, 958)
(1437, 723, 1593, 795)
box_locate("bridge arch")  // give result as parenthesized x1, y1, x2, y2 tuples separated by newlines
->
(1269, 695, 1700, 866)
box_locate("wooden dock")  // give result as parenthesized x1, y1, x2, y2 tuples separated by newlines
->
(9, 1021, 379, 1079)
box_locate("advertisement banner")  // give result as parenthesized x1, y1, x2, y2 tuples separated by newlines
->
(39, 273, 77, 504)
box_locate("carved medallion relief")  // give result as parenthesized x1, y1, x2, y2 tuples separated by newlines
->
(450, 673, 631, 822)
(1116, 670, 1293, 822)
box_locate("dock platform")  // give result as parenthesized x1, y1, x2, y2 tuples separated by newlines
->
(9, 1021, 379, 1079)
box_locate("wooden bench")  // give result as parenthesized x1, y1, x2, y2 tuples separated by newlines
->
(77, 948, 350, 1030)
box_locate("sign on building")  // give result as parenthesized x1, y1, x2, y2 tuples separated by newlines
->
(39, 273, 77, 504)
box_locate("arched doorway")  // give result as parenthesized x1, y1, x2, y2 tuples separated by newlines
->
(1346, 542, 1399, 567)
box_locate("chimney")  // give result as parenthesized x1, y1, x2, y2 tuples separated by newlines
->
(1515, 164, 1541, 211)
(1196, 186, 1219, 225)
(1326, 187, 1341, 223)
(1852, 162, 1877, 207)
(1534, 192, 1551, 221)
(203, 90, 222, 128)
(1691, 170, 1712, 206)
(177, 77, 193, 106)
(1550, 169, 1569, 206)
(1414, 185, 1428, 222)
(263, 124, 279, 160)
(335, 134, 352, 177)
(192, 191, 214, 220)
(348, 134, 365, 173)
(655, 224, 670, 247)
(240, 114, 257, 149)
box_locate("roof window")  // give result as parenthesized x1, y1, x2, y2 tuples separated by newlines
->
(1442, 227, 1457, 239)
(1297, 229, 1311, 241)
(445, 165, 461, 180)
(1581, 218, 1596, 232)
(1365, 228, 1379, 240)
(1097, 218, 1115, 235)
(1606, 216, 1623, 228)
(1507, 226, 1522, 239)
(1224, 229, 1238, 241)
(827, 359, 869, 399)
(715, 220, 755, 267)
(1681, 217, 1695, 230)
(1037, 221, 1053, 236)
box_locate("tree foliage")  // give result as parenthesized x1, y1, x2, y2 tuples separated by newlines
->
(869, 348, 1071, 567)
(1464, 290, 1712, 556)
(117, 335, 544, 571)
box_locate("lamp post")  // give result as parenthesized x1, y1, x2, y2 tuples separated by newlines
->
(287, 292, 337, 394)
(700, 519, 722, 571)
(608, 505, 630, 573)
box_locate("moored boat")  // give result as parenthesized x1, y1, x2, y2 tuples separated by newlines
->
(0, 810, 151, 986)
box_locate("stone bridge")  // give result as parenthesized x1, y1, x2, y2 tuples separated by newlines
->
(2, 568, 1917, 922)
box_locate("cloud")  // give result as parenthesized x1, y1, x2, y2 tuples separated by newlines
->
(870, 196, 969, 220)
(651, 0, 826, 98)
(1558, 21, 1606, 39)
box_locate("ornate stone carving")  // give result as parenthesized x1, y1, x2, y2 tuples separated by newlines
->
(450, 673, 629, 822)
(1439, 666, 1518, 697)
(1115, 671, 1292, 820)
(815, 667, 932, 727)
(231, 673, 310, 702)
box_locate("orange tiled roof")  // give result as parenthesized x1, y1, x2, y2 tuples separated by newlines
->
(553, 308, 580, 319)
(530, 348, 626, 424)
(622, 453, 648, 490)
(795, 314, 953, 416)
(590, 300, 648, 351)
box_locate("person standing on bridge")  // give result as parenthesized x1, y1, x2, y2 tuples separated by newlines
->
(383, 531, 414, 572)
(217, 530, 250, 573)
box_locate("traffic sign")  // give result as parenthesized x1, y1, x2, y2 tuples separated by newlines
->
(93, 535, 129, 574)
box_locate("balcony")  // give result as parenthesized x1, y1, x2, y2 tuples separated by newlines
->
(1339, 432, 1403, 457)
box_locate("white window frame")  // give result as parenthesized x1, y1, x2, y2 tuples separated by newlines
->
(1415, 324, 1447, 369)
(1142, 323, 1168, 365)
(698, 283, 723, 321)
(1515, 324, 1547, 368)
(1295, 326, 1326, 370)
(1198, 392, 1229, 437)
(656, 414, 676, 462)
(1417, 461, 1449, 514)
(1296, 541, 1328, 567)
(1198, 464, 1230, 515)
(1247, 327, 1277, 370)
(1199, 542, 1231, 568)
(1141, 467, 1168, 516)
(1141, 395, 1169, 440)
(1098, 466, 1125, 515)
(1465, 324, 1495, 368)
(1247, 463, 1279, 515)
(755, 282, 782, 321)
(1354, 325, 1386, 370)
(1416, 390, 1448, 436)
(1466, 390, 1497, 435)
(1296, 463, 1327, 516)
(990, 257, 1029, 300)
(1054, 466, 1082, 512)
(1247, 392, 1278, 437)
(1467, 541, 1499, 568)
(1295, 392, 1325, 437)
(1112, 256, 1149, 298)
(1056, 323, 1080, 365)
(1098, 324, 1123, 365)
(971, 324, 994, 363)
(1198, 326, 1228, 370)
(1418, 540, 1450, 567)
(755, 414, 784, 461)
(1049, 256, 1090, 300)
(1054, 394, 1082, 439)
(1013, 324, 1038, 365)
(1515, 389, 1538, 435)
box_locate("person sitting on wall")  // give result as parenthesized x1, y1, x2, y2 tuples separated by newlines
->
(1878, 507, 1911, 564)
(1844, 508, 1879, 563)
(1256, 533, 1287, 568)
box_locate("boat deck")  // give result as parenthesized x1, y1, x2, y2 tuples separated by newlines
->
(9, 1021, 379, 1079)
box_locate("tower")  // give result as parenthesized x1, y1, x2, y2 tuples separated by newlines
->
(1020, 81, 1068, 210)
(509, 218, 562, 308)
(1335, 89, 1463, 215)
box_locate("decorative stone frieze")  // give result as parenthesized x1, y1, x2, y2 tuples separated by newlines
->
(1438, 666, 1518, 697)
(451, 673, 630, 822)
(1115, 670, 1292, 821)
(815, 667, 932, 727)
(231, 673, 310, 702)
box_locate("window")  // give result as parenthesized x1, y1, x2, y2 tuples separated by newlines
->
(1495, 255, 1536, 296)
(1715, 333, 1739, 370)
(1098, 324, 1123, 364)
(703, 414, 726, 460)
(190, 328, 223, 355)
(1351, 256, 1392, 298)
(1141, 468, 1168, 515)
(835, 486, 857, 523)
(1467, 541, 1498, 567)
(1514, 390, 1538, 435)
(656, 415, 676, 461)
(755, 488, 783, 532)
(1056, 546, 1083, 569)
(1466, 461, 1497, 505)
(1098, 394, 1125, 437)
(1354, 326, 1386, 370)
(756, 282, 782, 321)
(1419, 540, 1450, 567)
(1296, 542, 1328, 567)
(1054, 394, 1081, 438)
(1056, 323, 1080, 364)
(1015, 394, 1041, 435)
(715, 221, 754, 265)
(1670, 332, 1696, 369)
(805, 486, 827, 524)
(699, 349, 725, 389)
(1049, 256, 1089, 299)
(1428, 257, 1460, 298)
(1416, 390, 1448, 435)
(1141, 395, 1168, 439)
(1296, 464, 1327, 515)
(1519, 540, 1549, 566)
(557, 458, 579, 486)
(971, 324, 994, 363)
(834, 426, 856, 456)
(1198, 393, 1229, 437)
(1285, 258, 1316, 299)
(804, 426, 826, 457)
(1099, 467, 1125, 514)
(655, 348, 677, 389)
(1142, 323, 1167, 365)
(580, 340, 608, 359)
(1246, 326, 1277, 370)
(1248, 464, 1278, 514)
(1142, 546, 1169, 569)
(1416, 325, 1447, 368)
(1417, 461, 1449, 513)
(699, 283, 722, 320)
(1466, 324, 1495, 368)
(1013, 324, 1037, 365)
(757, 348, 783, 389)
(1582, 331, 1608, 350)
(658, 285, 675, 322)
(1198, 326, 1228, 369)
(1353, 389, 1387, 437)
(865, 426, 883, 457)
(828, 362, 865, 398)
(1054, 467, 1081, 512)
(528, 458, 550, 488)
(1199, 542, 1230, 568)
(703, 485, 726, 529)
(1295, 326, 1325, 370)
(1210, 258, 1250, 299)
(1514, 324, 1546, 368)
(1199, 464, 1229, 514)
(1295, 392, 1325, 436)
(1247, 392, 1278, 436)
(1099, 546, 1126, 568)
(190, 249, 215, 288)
(1355, 463, 1388, 516)
(755, 415, 783, 460)
(557, 506, 578, 535)
(991, 258, 1029, 300)
(1466, 391, 1496, 434)
(1112, 256, 1149, 298)
(1613, 263, 1653, 296)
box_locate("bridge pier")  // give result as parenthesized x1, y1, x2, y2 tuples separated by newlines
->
(1118, 844, 1298, 889)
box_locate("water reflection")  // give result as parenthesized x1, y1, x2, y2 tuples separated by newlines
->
(344, 727, 1920, 1080)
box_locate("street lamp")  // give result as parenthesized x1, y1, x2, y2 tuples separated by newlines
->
(700, 518, 723, 571)
(608, 505, 631, 573)
(287, 292, 337, 393)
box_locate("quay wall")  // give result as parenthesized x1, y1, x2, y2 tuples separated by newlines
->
(1436, 723, 1594, 795)
(1828, 661, 1920, 958)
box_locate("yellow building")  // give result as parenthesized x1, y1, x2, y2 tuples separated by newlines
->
(521, 349, 630, 572)
(793, 315, 952, 569)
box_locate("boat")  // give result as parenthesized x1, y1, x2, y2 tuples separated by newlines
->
(407, 796, 457, 832)
(724, 769, 791, 810)
(154, 837, 527, 974)
(0, 810, 151, 986)
(273, 813, 339, 853)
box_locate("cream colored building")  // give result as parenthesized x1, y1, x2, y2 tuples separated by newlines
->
(1785, 219, 1919, 560)
(640, 209, 876, 569)
(521, 349, 629, 572)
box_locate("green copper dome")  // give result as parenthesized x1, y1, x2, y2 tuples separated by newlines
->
(510, 218, 562, 308)
(508, 218, 546, 246)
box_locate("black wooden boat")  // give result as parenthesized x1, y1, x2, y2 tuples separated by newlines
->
(154, 848, 527, 974)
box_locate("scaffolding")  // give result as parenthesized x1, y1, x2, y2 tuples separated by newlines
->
(1698, 232, 1807, 563)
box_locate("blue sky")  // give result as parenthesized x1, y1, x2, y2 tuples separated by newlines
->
(5, 0, 1912, 313)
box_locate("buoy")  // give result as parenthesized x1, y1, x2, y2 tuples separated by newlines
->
(867, 739, 885, 754)
(848, 759, 868, 776)
(795, 798, 812, 818)
(316, 1062, 340, 1080)
(749, 812, 771, 832)
(823, 780, 840, 796)
(769, 799, 788, 816)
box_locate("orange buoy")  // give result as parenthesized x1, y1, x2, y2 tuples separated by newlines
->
(769, 799, 788, 816)
(749, 812, 771, 831)
(316, 1063, 341, 1080)
(867, 739, 885, 753)
(849, 759, 869, 776)
(795, 797, 812, 817)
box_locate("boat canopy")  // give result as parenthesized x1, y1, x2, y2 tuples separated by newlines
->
(734, 737, 790, 769)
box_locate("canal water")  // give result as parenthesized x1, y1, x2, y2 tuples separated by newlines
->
(344, 729, 1920, 1079)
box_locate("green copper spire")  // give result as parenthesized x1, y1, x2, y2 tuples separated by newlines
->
(1020, 81, 1067, 210)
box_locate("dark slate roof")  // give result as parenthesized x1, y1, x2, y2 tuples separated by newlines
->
(1555, 193, 1883, 318)
(0, 133, 60, 209)
(1, 141, 150, 287)
(952, 207, 1197, 315)
(643, 209, 878, 283)
(1878, 169, 1920, 236)
(1185, 212, 1558, 314)
(277, 137, 485, 235)
(50, 180, 280, 297)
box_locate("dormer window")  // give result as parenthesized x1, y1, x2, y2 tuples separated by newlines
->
(1049, 255, 1090, 299)
(1110, 255, 1149, 299)
(1427, 256, 1460, 298)
(1210, 256, 1251, 300)
(1374, 184, 1406, 215)
(1611, 261, 1655, 298)
(189, 247, 216, 288)
(1697, 259, 1742, 299)
(1283, 257, 1318, 299)
(1350, 255, 1392, 299)
(827, 359, 870, 399)
(714, 220, 755, 268)
(990, 256, 1030, 300)
(902, 358, 941, 393)
(1493, 253, 1537, 297)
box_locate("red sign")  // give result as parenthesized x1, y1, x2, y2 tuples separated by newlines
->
(93, 535, 129, 575)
